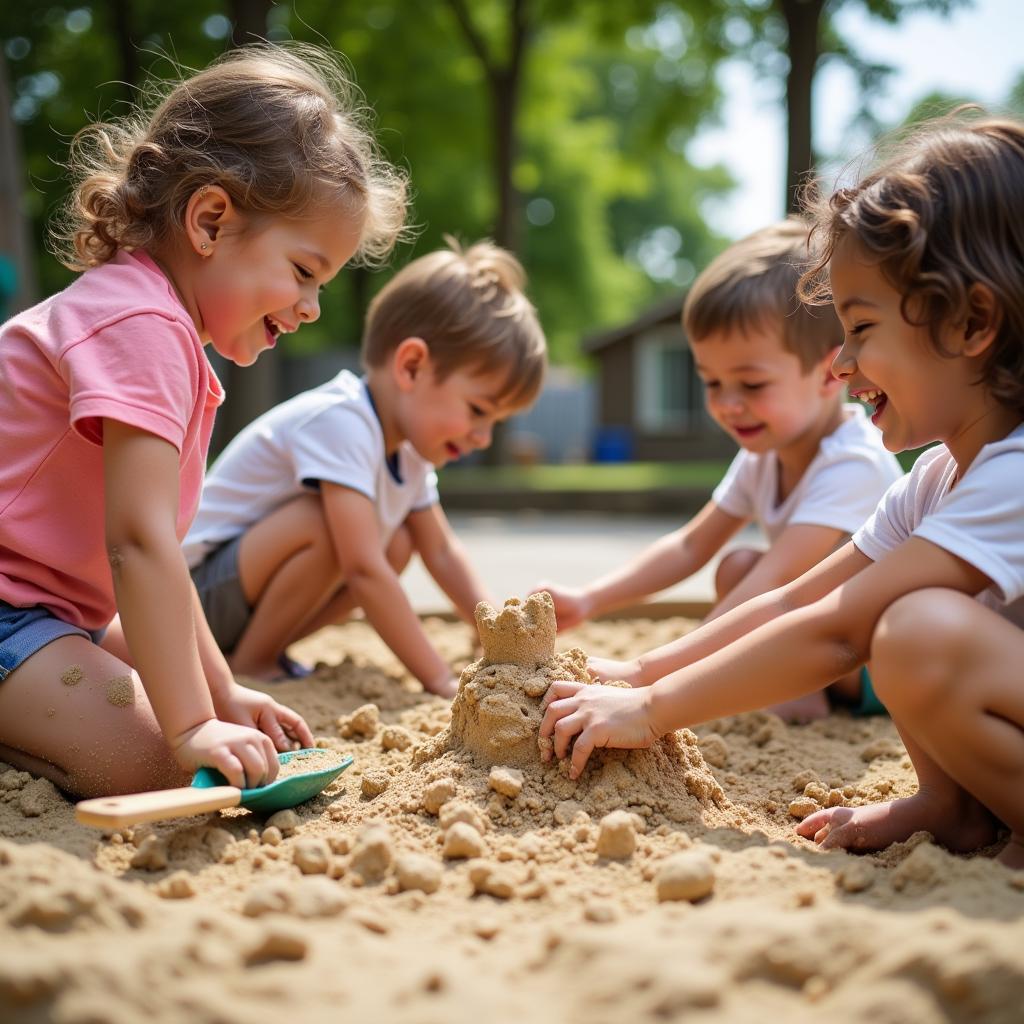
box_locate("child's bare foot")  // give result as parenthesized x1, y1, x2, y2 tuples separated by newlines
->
(769, 690, 830, 724)
(997, 833, 1024, 870)
(796, 791, 998, 854)
(231, 654, 313, 683)
(423, 674, 459, 699)
(276, 653, 313, 679)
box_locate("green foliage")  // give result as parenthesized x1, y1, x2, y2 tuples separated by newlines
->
(438, 459, 729, 492)
(2, 0, 225, 298)
(2, 0, 737, 367)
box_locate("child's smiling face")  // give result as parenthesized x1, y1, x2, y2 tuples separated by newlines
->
(193, 210, 362, 366)
(828, 234, 978, 455)
(400, 360, 522, 467)
(690, 322, 840, 459)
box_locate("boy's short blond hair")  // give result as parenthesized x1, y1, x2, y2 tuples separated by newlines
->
(683, 218, 842, 371)
(362, 238, 547, 408)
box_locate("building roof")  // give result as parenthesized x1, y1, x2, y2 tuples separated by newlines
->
(581, 292, 685, 355)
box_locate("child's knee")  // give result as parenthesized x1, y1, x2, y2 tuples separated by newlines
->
(69, 718, 185, 797)
(870, 589, 975, 709)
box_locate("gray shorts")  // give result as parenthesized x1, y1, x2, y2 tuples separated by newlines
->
(190, 536, 251, 653)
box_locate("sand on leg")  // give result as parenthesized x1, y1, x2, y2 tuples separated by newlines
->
(797, 589, 1023, 863)
(0, 634, 187, 797)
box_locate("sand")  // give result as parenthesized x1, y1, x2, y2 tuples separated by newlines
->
(1, 599, 1023, 1023)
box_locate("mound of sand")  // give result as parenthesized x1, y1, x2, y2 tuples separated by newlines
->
(414, 593, 725, 827)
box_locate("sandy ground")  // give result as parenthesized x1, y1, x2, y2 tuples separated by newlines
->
(2, 606, 1023, 1024)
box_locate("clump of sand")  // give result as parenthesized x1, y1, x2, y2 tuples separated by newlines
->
(414, 592, 724, 827)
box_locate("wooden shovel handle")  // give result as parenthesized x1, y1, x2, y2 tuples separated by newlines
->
(75, 785, 242, 828)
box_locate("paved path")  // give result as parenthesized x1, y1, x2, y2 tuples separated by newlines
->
(403, 511, 762, 614)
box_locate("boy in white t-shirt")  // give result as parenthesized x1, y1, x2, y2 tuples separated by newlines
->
(539, 219, 902, 719)
(184, 240, 546, 694)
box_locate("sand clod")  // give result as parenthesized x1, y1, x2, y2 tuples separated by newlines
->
(656, 850, 716, 902)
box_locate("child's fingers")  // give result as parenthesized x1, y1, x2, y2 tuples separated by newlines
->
(540, 680, 585, 714)
(569, 726, 601, 779)
(236, 736, 277, 788)
(213, 753, 246, 790)
(551, 710, 585, 760)
(795, 807, 851, 846)
(794, 808, 830, 840)
(257, 711, 292, 753)
(261, 705, 314, 751)
(282, 709, 315, 748)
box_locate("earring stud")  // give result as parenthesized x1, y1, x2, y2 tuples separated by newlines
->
(200, 242, 209, 251)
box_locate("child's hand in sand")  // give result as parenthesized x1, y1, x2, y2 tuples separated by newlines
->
(539, 680, 660, 779)
(213, 683, 314, 752)
(171, 718, 281, 789)
(424, 672, 459, 699)
(531, 582, 592, 632)
(588, 655, 646, 687)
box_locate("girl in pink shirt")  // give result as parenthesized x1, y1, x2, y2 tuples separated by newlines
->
(0, 43, 407, 797)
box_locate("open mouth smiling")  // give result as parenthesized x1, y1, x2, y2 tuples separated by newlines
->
(854, 387, 888, 422)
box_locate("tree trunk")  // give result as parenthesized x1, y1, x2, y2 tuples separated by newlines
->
(107, 0, 139, 98)
(491, 0, 527, 252)
(212, 0, 279, 452)
(778, 0, 823, 213)
(446, 0, 529, 464)
(231, 0, 273, 45)
(0, 48, 38, 316)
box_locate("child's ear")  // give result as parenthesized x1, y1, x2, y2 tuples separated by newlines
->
(184, 185, 238, 257)
(819, 345, 844, 393)
(961, 283, 1002, 358)
(392, 337, 430, 392)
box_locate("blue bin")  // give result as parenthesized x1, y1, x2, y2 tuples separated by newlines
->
(593, 426, 634, 463)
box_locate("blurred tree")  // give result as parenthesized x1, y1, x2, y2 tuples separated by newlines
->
(2, 1, 739, 449)
(0, 46, 37, 314)
(731, 0, 969, 211)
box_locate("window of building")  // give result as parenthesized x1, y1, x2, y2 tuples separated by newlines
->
(634, 327, 704, 433)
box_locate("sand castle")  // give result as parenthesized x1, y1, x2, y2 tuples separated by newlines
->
(417, 592, 726, 822)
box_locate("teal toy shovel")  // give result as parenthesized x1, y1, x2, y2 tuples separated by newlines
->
(75, 749, 353, 828)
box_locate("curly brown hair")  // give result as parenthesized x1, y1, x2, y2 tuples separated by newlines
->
(52, 42, 408, 271)
(799, 110, 1024, 415)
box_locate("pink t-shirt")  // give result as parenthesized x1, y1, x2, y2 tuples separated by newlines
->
(0, 250, 223, 630)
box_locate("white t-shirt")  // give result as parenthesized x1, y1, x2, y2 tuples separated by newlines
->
(853, 422, 1024, 630)
(711, 404, 904, 542)
(183, 370, 438, 567)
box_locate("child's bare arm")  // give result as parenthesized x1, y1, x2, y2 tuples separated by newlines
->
(321, 483, 454, 695)
(103, 421, 278, 787)
(539, 501, 743, 629)
(705, 522, 845, 621)
(597, 540, 868, 686)
(544, 537, 991, 777)
(406, 504, 491, 623)
(190, 584, 314, 750)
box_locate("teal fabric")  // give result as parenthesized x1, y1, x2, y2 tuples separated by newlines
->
(854, 666, 887, 716)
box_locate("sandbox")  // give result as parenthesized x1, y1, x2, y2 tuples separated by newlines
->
(1, 599, 1023, 1022)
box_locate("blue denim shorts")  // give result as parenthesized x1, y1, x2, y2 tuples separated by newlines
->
(0, 601, 94, 681)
